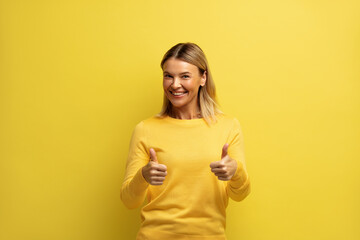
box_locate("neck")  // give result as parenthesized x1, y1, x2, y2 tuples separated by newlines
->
(171, 105, 202, 120)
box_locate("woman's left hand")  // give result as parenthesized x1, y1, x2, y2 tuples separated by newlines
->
(210, 143, 238, 181)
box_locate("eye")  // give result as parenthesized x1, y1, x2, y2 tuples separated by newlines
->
(164, 74, 172, 78)
(182, 75, 190, 79)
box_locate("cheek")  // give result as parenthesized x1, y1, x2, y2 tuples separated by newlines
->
(163, 80, 170, 90)
(184, 82, 198, 92)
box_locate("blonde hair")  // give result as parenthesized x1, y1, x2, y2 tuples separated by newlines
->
(156, 42, 223, 125)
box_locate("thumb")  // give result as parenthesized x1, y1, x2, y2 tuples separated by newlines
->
(221, 143, 229, 159)
(149, 148, 158, 163)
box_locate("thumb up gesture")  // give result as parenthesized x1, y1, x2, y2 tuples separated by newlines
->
(210, 143, 238, 181)
(142, 148, 167, 185)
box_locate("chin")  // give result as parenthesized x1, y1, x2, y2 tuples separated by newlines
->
(169, 101, 184, 108)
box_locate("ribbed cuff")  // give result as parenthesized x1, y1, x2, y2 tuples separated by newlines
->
(131, 167, 149, 194)
(229, 160, 249, 189)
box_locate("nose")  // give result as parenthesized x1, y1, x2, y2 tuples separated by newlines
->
(171, 77, 181, 88)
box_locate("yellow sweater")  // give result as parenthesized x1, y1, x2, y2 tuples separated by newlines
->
(120, 114, 251, 240)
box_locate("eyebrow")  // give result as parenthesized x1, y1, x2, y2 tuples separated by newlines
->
(163, 71, 191, 75)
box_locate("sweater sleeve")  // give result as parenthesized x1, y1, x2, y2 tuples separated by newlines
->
(226, 118, 251, 202)
(120, 121, 150, 209)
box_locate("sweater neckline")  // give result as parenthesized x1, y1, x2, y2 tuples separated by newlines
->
(163, 115, 205, 125)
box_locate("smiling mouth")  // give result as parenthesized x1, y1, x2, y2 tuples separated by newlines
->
(170, 91, 188, 96)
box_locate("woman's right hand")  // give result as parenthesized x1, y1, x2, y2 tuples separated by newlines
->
(142, 148, 167, 185)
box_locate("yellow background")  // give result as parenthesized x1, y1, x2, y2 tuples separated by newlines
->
(0, 0, 359, 239)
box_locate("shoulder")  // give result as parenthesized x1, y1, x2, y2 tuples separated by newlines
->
(141, 115, 165, 125)
(133, 115, 165, 131)
(216, 113, 241, 127)
(215, 114, 243, 136)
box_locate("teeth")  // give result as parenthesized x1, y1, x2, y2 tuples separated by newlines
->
(172, 92, 186, 96)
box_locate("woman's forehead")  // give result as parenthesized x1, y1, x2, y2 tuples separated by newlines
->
(163, 58, 198, 73)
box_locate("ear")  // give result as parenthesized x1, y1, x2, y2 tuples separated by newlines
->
(200, 70, 207, 86)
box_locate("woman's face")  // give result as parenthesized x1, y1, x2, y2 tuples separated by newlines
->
(162, 58, 206, 110)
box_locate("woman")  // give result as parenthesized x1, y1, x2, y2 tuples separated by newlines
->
(120, 42, 251, 240)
